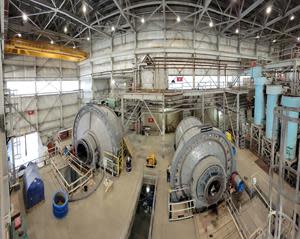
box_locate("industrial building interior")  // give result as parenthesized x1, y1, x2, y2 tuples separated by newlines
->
(1, 0, 300, 238)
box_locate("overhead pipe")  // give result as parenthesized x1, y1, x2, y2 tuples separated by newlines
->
(281, 96, 300, 161)
(265, 85, 283, 139)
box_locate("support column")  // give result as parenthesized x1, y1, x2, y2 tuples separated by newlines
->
(59, 59, 63, 129)
(121, 96, 124, 128)
(0, 0, 11, 236)
(236, 93, 240, 147)
(201, 93, 205, 122)
(162, 94, 165, 135)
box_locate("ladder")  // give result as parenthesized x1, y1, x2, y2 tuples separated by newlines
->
(239, 111, 247, 149)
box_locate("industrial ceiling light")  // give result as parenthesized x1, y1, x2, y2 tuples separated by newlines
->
(290, 15, 295, 21)
(17, 33, 22, 38)
(176, 16, 181, 23)
(87, 36, 90, 41)
(256, 34, 260, 39)
(111, 25, 115, 31)
(50, 40, 54, 44)
(235, 28, 239, 34)
(141, 17, 145, 24)
(22, 13, 28, 21)
(82, 4, 87, 13)
(297, 37, 300, 42)
(209, 21, 213, 27)
(272, 39, 276, 43)
(73, 45, 76, 49)
(64, 26, 68, 33)
(112, 79, 116, 84)
(266, 6, 272, 14)
(146, 185, 150, 193)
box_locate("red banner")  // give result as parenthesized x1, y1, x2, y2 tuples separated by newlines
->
(148, 117, 154, 123)
(176, 76, 183, 82)
(27, 110, 34, 115)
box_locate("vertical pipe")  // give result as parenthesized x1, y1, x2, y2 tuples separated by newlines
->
(254, 80, 268, 125)
(281, 96, 300, 161)
(265, 85, 282, 139)
(244, 66, 268, 126)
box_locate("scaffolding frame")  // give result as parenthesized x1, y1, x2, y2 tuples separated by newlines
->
(261, 136, 277, 165)
(250, 123, 263, 155)
(268, 106, 300, 239)
(120, 88, 248, 144)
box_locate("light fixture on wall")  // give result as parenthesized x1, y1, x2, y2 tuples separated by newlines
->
(22, 13, 28, 21)
(266, 5, 272, 15)
(82, 4, 87, 13)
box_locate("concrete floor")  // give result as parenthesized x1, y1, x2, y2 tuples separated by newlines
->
(23, 133, 294, 239)
(25, 133, 197, 239)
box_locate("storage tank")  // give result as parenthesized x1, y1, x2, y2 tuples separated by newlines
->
(142, 108, 182, 133)
(23, 162, 45, 209)
(281, 96, 300, 161)
(265, 85, 282, 139)
(244, 66, 269, 126)
(73, 104, 123, 168)
(170, 117, 236, 210)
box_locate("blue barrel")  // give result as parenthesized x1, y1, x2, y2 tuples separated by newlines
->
(52, 191, 68, 219)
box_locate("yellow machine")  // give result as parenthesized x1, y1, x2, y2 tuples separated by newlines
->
(5, 38, 88, 62)
(146, 154, 157, 168)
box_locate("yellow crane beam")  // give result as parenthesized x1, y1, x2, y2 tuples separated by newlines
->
(5, 38, 88, 62)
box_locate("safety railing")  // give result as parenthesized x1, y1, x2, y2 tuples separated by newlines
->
(271, 46, 300, 60)
(168, 186, 195, 221)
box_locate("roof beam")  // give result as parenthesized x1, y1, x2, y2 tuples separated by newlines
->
(22, 0, 110, 37)
(285, 24, 300, 33)
(245, 4, 300, 37)
(194, 0, 212, 29)
(8, 21, 80, 42)
(112, 0, 135, 31)
(221, 0, 264, 34)
(89, 1, 292, 38)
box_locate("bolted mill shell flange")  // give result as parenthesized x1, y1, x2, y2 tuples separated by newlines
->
(73, 104, 123, 169)
(170, 117, 236, 210)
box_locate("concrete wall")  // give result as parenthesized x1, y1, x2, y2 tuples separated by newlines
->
(79, 23, 271, 95)
(4, 55, 81, 143)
